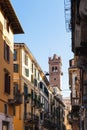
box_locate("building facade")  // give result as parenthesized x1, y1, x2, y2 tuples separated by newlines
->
(13, 43, 51, 130)
(63, 97, 71, 130)
(69, 0, 87, 130)
(48, 54, 65, 130)
(0, 1, 23, 130)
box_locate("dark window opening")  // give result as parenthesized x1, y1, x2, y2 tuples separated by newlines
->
(25, 54, 28, 66)
(31, 75, 34, 83)
(13, 83, 18, 96)
(4, 104, 7, 115)
(14, 50, 17, 61)
(34, 68, 36, 77)
(14, 64, 18, 73)
(32, 63, 33, 73)
(4, 70, 10, 94)
(40, 112, 43, 120)
(39, 82, 43, 89)
(52, 67, 54, 72)
(2, 121, 9, 130)
(34, 79, 37, 87)
(4, 41, 10, 62)
(24, 83, 28, 96)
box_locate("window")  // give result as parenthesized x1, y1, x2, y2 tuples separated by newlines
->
(4, 70, 10, 94)
(31, 74, 34, 83)
(13, 83, 18, 96)
(52, 67, 54, 72)
(4, 104, 8, 115)
(24, 83, 28, 97)
(4, 18, 9, 32)
(34, 68, 36, 77)
(32, 63, 33, 73)
(14, 50, 17, 61)
(25, 54, 28, 65)
(14, 64, 18, 73)
(54, 78, 56, 80)
(39, 82, 43, 89)
(2, 121, 9, 130)
(38, 72, 40, 80)
(4, 41, 10, 62)
(52, 66, 58, 72)
(31, 90, 35, 100)
(25, 68, 29, 77)
(40, 112, 43, 120)
(55, 66, 58, 72)
(34, 79, 37, 87)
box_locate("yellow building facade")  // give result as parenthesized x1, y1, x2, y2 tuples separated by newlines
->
(0, 1, 23, 130)
(13, 43, 50, 130)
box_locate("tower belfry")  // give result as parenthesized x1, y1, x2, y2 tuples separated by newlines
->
(49, 54, 62, 92)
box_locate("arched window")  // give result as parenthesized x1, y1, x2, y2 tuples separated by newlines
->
(52, 67, 54, 72)
(55, 66, 58, 72)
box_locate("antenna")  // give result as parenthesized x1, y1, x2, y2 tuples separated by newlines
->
(64, 0, 71, 32)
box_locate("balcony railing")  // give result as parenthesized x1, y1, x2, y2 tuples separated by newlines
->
(8, 92, 22, 106)
(24, 112, 39, 125)
(68, 110, 80, 124)
(43, 117, 57, 129)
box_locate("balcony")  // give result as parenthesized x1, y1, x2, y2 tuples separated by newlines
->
(43, 113, 57, 129)
(31, 98, 44, 111)
(43, 117, 57, 129)
(68, 110, 80, 124)
(24, 112, 39, 125)
(8, 91, 22, 106)
(24, 93, 31, 103)
(70, 105, 80, 122)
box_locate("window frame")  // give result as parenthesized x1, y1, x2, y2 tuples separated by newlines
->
(14, 64, 18, 73)
(4, 69, 10, 94)
(14, 49, 17, 61)
(4, 40, 10, 63)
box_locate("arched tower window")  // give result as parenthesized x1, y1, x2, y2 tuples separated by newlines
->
(52, 66, 58, 72)
(52, 67, 54, 72)
(55, 66, 58, 72)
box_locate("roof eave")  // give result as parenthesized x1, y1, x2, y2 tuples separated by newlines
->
(0, 0, 24, 34)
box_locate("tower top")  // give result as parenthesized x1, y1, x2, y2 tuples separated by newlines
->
(49, 54, 62, 65)
(53, 54, 58, 59)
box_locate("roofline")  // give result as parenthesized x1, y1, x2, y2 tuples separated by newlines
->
(0, 0, 24, 34)
(14, 43, 49, 85)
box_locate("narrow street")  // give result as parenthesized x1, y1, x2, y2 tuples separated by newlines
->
(0, 0, 87, 130)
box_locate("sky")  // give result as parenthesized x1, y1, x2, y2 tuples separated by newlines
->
(11, 0, 73, 97)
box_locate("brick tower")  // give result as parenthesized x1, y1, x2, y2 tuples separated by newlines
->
(49, 54, 62, 93)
